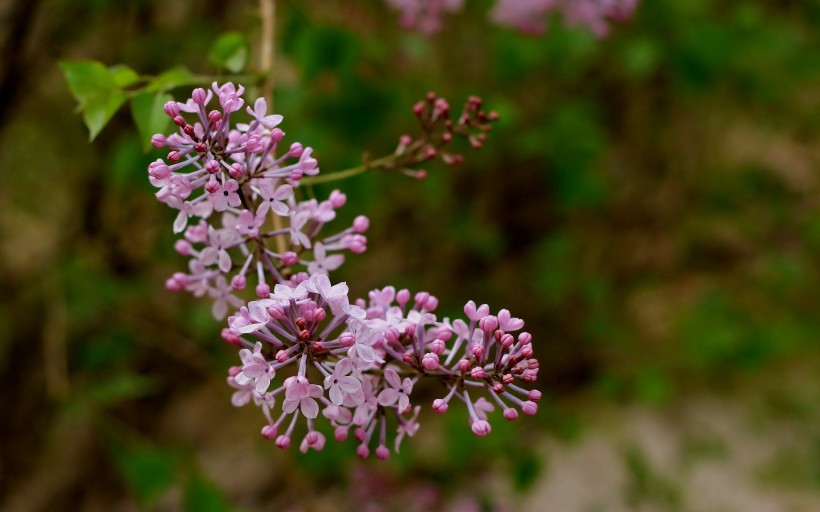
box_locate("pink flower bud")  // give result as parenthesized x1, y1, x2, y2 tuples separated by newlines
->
(148, 160, 169, 179)
(204, 159, 219, 174)
(270, 128, 285, 142)
(314, 308, 327, 322)
(356, 444, 369, 459)
(204, 178, 220, 194)
(429, 339, 446, 355)
(528, 390, 542, 402)
(289, 142, 303, 158)
(255, 283, 270, 298)
(354, 428, 366, 442)
(521, 346, 533, 359)
(432, 398, 449, 413)
(261, 425, 277, 439)
(268, 304, 285, 320)
(424, 296, 439, 311)
(521, 401, 538, 416)
(422, 353, 439, 370)
(231, 275, 246, 290)
(457, 359, 471, 372)
(339, 331, 355, 347)
(471, 366, 486, 379)
(151, 134, 166, 147)
(479, 315, 498, 333)
(518, 332, 532, 345)
(501, 333, 514, 348)
(334, 426, 349, 442)
(352, 215, 369, 233)
(471, 345, 484, 359)
(275, 435, 291, 449)
(502, 374, 514, 385)
(329, 190, 347, 208)
(165, 277, 182, 292)
(192, 88, 207, 104)
(208, 110, 222, 124)
(275, 350, 288, 363)
(221, 328, 241, 346)
(397, 289, 411, 307)
(229, 163, 244, 179)
(172, 115, 186, 127)
(414, 291, 429, 307)
(227, 366, 241, 377)
(167, 151, 180, 163)
(375, 445, 390, 460)
(280, 252, 298, 266)
(503, 408, 519, 421)
(174, 239, 192, 255)
(471, 420, 491, 437)
(164, 101, 180, 117)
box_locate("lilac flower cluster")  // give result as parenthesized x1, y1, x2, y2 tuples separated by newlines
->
(384, 0, 465, 34)
(150, 83, 369, 319)
(148, 84, 534, 456)
(226, 277, 540, 457)
(385, 0, 638, 37)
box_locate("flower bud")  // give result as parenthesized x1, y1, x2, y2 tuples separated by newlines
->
(192, 88, 207, 104)
(329, 190, 346, 208)
(255, 283, 270, 298)
(231, 275, 246, 290)
(352, 215, 370, 233)
(275, 435, 291, 449)
(151, 134, 166, 147)
(422, 353, 439, 370)
(503, 408, 519, 421)
(261, 425, 277, 439)
(471, 420, 491, 437)
(432, 398, 449, 413)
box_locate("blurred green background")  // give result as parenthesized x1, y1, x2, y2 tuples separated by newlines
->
(3, 0, 820, 510)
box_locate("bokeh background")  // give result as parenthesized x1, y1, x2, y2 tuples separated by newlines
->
(3, 0, 820, 510)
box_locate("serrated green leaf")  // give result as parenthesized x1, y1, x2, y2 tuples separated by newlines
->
(109, 64, 141, 87)
(208, 32, 249, 73)
(146, 66, 195, 92)
(131, 91, 172, 152)
(185, 473, 234, 512)
(59, 60, 127, 140)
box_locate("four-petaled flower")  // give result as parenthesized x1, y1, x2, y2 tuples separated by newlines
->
(283, 376, 324, 419)
(377, 368, 414, 412)
(234, 342, 276, 393)
(323, 358, 362, 405)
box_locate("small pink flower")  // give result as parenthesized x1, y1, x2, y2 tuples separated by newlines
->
(378, 368, 414, 411)
(283, 376, 324, 419)
(323, 358, 362, 405)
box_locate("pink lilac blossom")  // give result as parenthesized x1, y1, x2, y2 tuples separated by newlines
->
(385, 0, 465, 34)
(152, 83, 371, 319)
(385, 0, 638, 37)
(224, 276, 539, 457)
(149, 84, 525, 456)
(491, 0, 638, 37)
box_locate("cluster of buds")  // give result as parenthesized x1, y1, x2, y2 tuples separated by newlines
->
(146, 84, 536, 457)
(226, 277, 539, 457)
(389, 92, 499, 178)
(386, 0, 639, 37)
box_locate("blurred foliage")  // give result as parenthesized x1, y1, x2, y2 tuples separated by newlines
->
(3, 0, 820, 509)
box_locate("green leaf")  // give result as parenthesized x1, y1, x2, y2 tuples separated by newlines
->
(59, 60, 128, 140)
(131, 91, 172, 152)
(83, 89, 127, 140)
(109, 64, 141, 87)
(146, 66, 195, 92)
(185, 473, 234, 512)
(208, 32, 249, 73)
